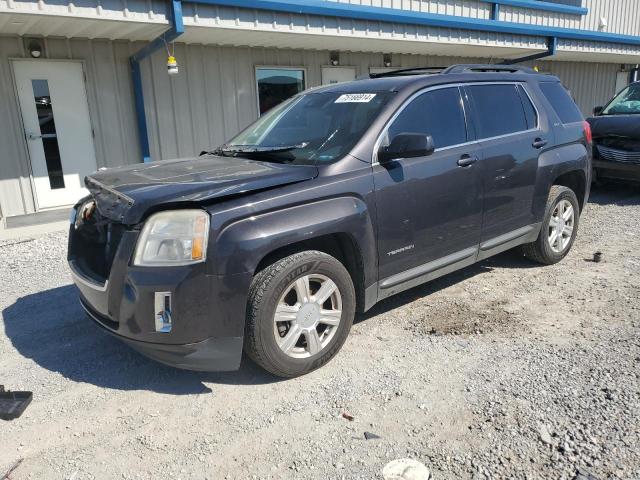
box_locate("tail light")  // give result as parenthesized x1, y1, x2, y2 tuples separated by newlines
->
(583, 120, 593, 145)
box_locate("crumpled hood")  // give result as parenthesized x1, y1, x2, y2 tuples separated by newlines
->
(84, 155, 318, 224)
(587, 115, 640, 140)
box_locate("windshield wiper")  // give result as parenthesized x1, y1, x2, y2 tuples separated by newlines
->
(214, 143, 308, 156)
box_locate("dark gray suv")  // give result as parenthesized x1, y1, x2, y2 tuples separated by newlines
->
(68, 65, 592, 377)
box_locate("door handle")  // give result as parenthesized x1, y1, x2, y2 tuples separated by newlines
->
(27, 132, 42, 140)
(532, 138, 548, 149)
(457, 155, 478, 167)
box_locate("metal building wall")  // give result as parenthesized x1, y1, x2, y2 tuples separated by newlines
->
(140, 44, 618, 160)
(0, 37, 623, 218)
(331, 0, 640, 36)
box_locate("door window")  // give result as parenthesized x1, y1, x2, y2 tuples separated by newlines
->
(387, 87, 467, 150)
(466, 84, 530, 139)
(32, 79, 64, 189)
(256, 68, 305, 115)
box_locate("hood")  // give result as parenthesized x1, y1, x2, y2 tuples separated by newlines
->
(84, 155, 318, 224)
(587, 115, 640, 140)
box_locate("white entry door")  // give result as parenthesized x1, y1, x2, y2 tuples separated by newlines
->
(13, 60, 97, 209)
(321, 66, 357, 85)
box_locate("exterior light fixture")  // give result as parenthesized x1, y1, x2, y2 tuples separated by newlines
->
(598, 16, 608, 30)
(167, 55, 179, 75)
(330, 51, 340, 66)
(28, 41, 42, 58)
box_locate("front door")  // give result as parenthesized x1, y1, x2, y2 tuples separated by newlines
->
(13, 60, 97, 209)
(374, 86, 483, 281)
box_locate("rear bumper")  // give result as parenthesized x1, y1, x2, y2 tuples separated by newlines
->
(593, 159, 640, 183)
(80, 298, 243, 371)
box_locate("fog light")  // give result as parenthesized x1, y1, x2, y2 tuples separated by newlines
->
(155, 292, 172, 333)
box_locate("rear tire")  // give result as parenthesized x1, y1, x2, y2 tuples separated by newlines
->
(521, 185, 580, 265)
(244, 251, 356, 378)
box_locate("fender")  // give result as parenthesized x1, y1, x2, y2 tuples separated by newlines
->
(211, 196, 378, 287)
(533, 142, 590, 217)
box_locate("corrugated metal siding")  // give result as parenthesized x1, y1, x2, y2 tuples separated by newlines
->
(183, 0, 545, 48)
(140, 44, 617, 159)
(328, 0, 490, 18)
(579, 0, 640, 37)
(332, 0, 640, 37)
(0, 36, 34, 217)
(544, 60, 619, 116)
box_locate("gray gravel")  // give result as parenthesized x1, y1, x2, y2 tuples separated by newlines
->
(1, 184, 639, 480)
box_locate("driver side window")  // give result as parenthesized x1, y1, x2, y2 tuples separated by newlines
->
(388, 87, 468, 150)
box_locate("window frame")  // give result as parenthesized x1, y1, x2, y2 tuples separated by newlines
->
(254, 65, 307, 117)
(372, 81, 540, 165)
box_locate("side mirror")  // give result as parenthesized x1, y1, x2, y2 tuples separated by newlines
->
(378, 133, 435, 163)
(593, 106, 604, 116)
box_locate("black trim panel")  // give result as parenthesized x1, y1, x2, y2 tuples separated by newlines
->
(379, 246, 477, 290)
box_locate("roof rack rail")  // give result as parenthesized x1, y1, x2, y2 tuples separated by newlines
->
(442, 64, 538, 74)
(368, 67, 446, 79)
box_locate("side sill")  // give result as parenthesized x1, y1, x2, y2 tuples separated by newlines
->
(480, 224, 536, 251)
(477, 223, 541, 261)
(380, 246, 478, 290)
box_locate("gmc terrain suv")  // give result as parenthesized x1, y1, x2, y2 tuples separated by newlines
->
(68, 65, 591, 378)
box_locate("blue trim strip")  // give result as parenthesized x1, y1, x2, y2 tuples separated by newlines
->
(194, 0, 640, 46)
(482, 0, 587, 16)
(130, 0, 184, 162)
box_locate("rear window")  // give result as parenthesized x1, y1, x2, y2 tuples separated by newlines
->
(539, 82, 584, 124)
(466, 84, 530, 139)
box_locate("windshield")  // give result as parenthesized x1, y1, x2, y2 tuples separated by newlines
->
(602, 83, 640, 115)
(222, 91, 394, 164)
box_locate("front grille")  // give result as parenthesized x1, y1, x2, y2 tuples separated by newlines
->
(596, 145, 640, 165)
(69, 205, 126, 281)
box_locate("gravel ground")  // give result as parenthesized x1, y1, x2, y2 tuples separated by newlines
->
(1, 184, 639, 480)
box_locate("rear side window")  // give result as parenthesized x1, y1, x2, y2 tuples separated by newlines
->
(539, 82, 584, 124)
(387, 87, 467, 149)
(466, 84, 529, 139)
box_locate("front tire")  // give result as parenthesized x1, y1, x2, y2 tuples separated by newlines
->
(244, 251, 356, 378)
(522, 185, 580, 265)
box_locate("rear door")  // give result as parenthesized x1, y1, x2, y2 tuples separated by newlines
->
(464, 82, 549, 242)
(373, 86, 483, 281)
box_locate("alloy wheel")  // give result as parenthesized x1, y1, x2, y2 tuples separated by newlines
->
(273, 274, 342, 358)
(548, 199, 575, 253)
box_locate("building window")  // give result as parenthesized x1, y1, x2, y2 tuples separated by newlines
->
(32, 79, 65, 189)
(256, 67, 305, 115)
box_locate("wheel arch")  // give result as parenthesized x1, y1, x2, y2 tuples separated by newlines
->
(211, 196, 377, 313)
(253, 233, 367, 313)
(553, 169, 587, 212)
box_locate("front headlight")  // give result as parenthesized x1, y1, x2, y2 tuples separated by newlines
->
(133, 210, 210, 266)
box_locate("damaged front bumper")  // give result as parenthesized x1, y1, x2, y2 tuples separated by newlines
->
(68, 219, 251, 372)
